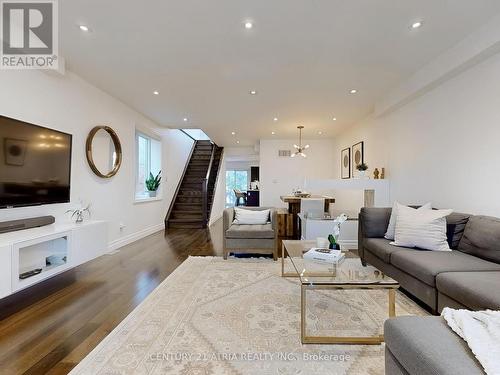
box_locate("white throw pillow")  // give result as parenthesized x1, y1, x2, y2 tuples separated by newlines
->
(233, 208, 270, 225)
(385, 202, 432, 240)
(391, 205, 453, 251)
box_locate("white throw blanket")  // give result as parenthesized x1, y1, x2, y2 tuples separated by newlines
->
(442, 308, 500, 375)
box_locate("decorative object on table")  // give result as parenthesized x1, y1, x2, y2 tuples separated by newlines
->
(352, 141, 364, 176)
(327, 234, 340, 250)
(145, 170, 162, 197)
(291, 125, 309, 158)
(356, 162, 369, 178)
(294, 190, 311, 198)
(341, 147, 351, 179)
(86, 125, 123, 178)
(4, 138, 28, 166)
(66, 202, 91, 224)
(381, 167, 385, 179)
(373, 168, 380, 179)
(316, 237, 330, 248)
(328, 213, 348, 249)
(304, 247, 345, 264)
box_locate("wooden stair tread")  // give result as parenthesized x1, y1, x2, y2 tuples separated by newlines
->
(168, 218, 205, 223)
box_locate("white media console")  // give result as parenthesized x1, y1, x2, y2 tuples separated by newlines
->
(0, 220, 108, 299)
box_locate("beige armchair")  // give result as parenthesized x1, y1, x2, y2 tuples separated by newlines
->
(223, 207, 278, 260)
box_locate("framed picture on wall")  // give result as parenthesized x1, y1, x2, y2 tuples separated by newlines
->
(341, 147, 351, 179)
(352, 141, 364, 175)
(4, 138, 28, 166)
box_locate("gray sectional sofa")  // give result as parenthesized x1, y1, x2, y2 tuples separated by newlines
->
(359, 207, 500, 312)
(358, 207, 500, 375)
(384, 316, 485, 375)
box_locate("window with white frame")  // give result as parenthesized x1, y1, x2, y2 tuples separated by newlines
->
(135, 131, 162, 200)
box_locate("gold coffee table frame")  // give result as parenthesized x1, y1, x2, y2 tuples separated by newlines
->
(281, 240, 399, 345)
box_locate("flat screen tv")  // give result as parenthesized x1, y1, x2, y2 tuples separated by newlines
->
(0, 115, 72, 209)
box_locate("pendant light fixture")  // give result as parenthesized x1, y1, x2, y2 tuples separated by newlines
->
(292, 125, 309, 158)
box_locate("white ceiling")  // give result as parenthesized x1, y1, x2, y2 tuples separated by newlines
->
(60, 0, 500, 146)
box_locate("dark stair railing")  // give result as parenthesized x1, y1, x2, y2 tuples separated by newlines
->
(206, 147, 224, 220)
(201, 145, 215, 227)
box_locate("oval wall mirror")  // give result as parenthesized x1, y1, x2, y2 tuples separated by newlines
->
(85, 126, 122, 178)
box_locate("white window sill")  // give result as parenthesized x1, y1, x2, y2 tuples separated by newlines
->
(134, 195, 163, 204)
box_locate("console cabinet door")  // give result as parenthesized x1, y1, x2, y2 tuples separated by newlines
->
(0, 245, 12, 298)
(72, 222, 108, 265)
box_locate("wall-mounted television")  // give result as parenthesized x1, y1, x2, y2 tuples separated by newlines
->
(0, 115, 72, 209)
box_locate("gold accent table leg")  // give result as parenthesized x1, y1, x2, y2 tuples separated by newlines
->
(301, 284, 306, 343)
(281, 243, 285, 277)
(389, 289, 396, 318)
(300, 285, 397, 345)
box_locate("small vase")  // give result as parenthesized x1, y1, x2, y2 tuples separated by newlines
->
(148, 190, 157, 198)
(75, 212, 84, 224)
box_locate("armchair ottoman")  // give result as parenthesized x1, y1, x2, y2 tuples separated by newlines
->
(223, 207, 278, 260)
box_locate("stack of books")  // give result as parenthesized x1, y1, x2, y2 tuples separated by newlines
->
(303, 247, 345, 264)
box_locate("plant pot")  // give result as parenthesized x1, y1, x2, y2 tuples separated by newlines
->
(357, 170, 366, 178)
(148, 190, 157, 198)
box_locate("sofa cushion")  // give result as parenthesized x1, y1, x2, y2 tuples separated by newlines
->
(390, 249, 500, 286)
(233, 207, 270, 225)
(393, 206, 453, 251)
(384, 316, 484, 375)
(226, 223, 274, 239)
(437, 271, 500, 310)
(359, 207, 392, 238)
(446, 212, 471, 249)
(458, 215, 500, 263)
(364, 238, 403, 263)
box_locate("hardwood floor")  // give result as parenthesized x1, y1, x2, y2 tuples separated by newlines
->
(0, 220, 223, 375)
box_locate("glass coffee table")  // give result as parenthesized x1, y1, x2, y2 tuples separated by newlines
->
(281, 240, 399, 345)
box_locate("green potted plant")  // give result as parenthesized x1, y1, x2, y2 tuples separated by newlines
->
(356, 162, 368, 178)
(145, 171, 161, 197)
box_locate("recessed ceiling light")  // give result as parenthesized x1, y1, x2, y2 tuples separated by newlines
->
(318, 131, 323, 135)
(411, 21, 423, 29)
(183, 118, 188, 122)
(271, 131, 276, 135)
(231, 131, 236, 135)
(79, 25, 90, 32)
(236, 140, 240, 144)
(153, 90, 159, 95)
(349, 89, 357, 94)
(333, 117, 337, 121)
(244, 21, 253, 29)
(273, 117, 278, 122)
(249, 90, 257, 95)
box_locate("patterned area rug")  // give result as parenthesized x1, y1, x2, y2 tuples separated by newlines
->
(70, 257, 428, 375)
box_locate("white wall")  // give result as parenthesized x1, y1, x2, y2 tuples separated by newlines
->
(0, 69, 193, 248)
(333, 50, 500, 216)
(260, 139, 336, 208)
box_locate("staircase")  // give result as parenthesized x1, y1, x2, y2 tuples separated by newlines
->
(166, 140, 224, 229)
